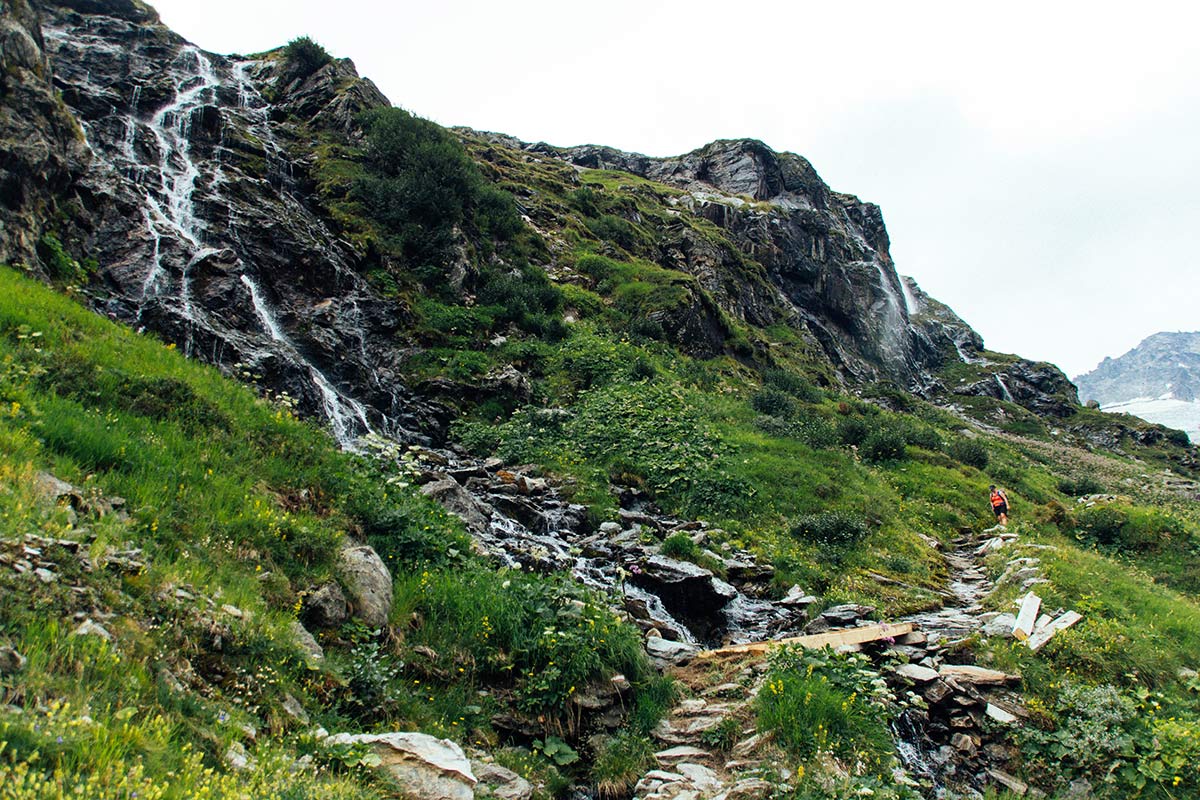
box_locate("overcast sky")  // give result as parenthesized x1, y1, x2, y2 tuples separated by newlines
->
(147, 0, 1199, 378)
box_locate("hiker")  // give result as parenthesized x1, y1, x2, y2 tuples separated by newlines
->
(989, 484, 1009, 527)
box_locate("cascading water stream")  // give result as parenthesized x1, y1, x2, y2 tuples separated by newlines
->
(240, 275, 372, 447)
(138, 45, 220, 306)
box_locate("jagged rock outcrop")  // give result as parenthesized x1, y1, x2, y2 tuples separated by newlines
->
(954, 359, 1080, 418)
(2, 0, 1080, 447)
(12, 0, 442, 446)
(528, 137, 979, 387)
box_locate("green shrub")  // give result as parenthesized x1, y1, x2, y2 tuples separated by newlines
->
(860, 426, 907, 463)
(946, 438, 989, 469)
(756, 647, 895, 773)
(283, 35, 332, 79)
(353, 107, 523, 273)
(750, 386, 796, 418)
(36, 232, 83, 283)
(591, 731, 656, 799)
(586, 214, 637, 249)
(763, 369, 823, 403)
(791, 511, 870, 548)
(1074, 503, 1184, 553)
(1059, 475, 1104, 497)
(660, 532, 700, 560)
(837, 416, 870, 447)
(900, 421, 942, 451)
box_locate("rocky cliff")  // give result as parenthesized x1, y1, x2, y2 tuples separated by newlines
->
(1, 0, 1088, 444)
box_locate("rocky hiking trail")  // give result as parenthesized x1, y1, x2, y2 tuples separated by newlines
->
(624, 523, 1056, 800)
(387, 441, 1074, 799)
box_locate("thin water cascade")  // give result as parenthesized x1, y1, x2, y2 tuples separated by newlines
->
(240, 274, 372, 446)
(138, 45, 220, 306)
(995, 375, 1015, 403)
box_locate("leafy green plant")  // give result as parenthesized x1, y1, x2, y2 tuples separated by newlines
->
(860, 426, 907, 463)
(591, 730, 655, 798)
(946, 437, 989, 469)
(660, 532, 701, 560)
(756, 647, 896, 773)
(532, 736, 578, 766)
(791, 511, 870, 548)
(751, 386, 797, 418)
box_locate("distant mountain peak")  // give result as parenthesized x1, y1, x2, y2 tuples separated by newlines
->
(1075, 331, 1200, 441)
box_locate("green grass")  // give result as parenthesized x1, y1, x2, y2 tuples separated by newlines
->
(0, 267, 660, 795)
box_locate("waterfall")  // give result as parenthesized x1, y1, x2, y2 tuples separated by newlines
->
(899, 275, 920, 316)
(240, 275, 372, 446)
(995, 375, 1015, 402)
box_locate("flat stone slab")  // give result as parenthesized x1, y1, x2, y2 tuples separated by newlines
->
(655, 746, 711, 762)
(894, 663, 940, 682)
(939, 664, 1019, 685)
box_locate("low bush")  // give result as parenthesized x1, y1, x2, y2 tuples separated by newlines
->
(660, 532, 701, 560)
(946, 438, 989, 469)
(1058, 475, 1104, 496)
(860, 426, 907, 463)
(791, 511, 870, 548)
(751, 386, 797, 418)
(763, 369, 823, 403)
(282, 35, 332, 79)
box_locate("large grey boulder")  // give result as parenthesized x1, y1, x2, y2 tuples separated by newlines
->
(629, 556, 737, 630)
(337, 544, 393, 629)
(326, 732, 476, 800)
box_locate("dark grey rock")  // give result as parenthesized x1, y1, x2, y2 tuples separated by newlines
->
(302, 582, 349, 630)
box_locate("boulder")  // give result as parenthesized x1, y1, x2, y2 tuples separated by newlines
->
(302, 582, 349, 629)
(0, 646, 26, 675)
(818, 603, 876, 626)
(938, 664, 1019, 685)
(421, 478, 491, 533)
(779, 585, 819, 607)
(982, 612, 1018, 638)
(327, 732, 476, 800)
(337, 544, 393, 629)
(629, 556, 736, 626)
(289, 619, 325, 661)
(645, 635, 698, 667)
(893, 663, 940, 683)
(472, 761, 533, 800)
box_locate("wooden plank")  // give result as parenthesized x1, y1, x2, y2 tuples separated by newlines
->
(1026, 610, 1082, 652)
(697, 622, 914, 659)
(1012, 593, 1041, 641)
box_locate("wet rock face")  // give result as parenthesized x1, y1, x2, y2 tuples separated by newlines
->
(629, 556, 738, 637)
(0, 0, 91, 266)
(17, 0, 442, 446)
(954, 359, 1080, 417)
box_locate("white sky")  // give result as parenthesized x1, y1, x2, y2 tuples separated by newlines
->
(146, 0, 1200, 378)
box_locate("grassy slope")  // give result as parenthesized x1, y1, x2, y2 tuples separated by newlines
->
(0, 267, 658, 798)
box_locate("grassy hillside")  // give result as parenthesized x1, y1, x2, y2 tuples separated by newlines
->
(0, 266, 663, 798)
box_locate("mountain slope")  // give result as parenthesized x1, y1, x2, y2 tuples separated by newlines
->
(3, 1, 1200, 799)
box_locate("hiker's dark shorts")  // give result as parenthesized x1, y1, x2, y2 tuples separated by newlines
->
(993, 503, 1008, 517)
